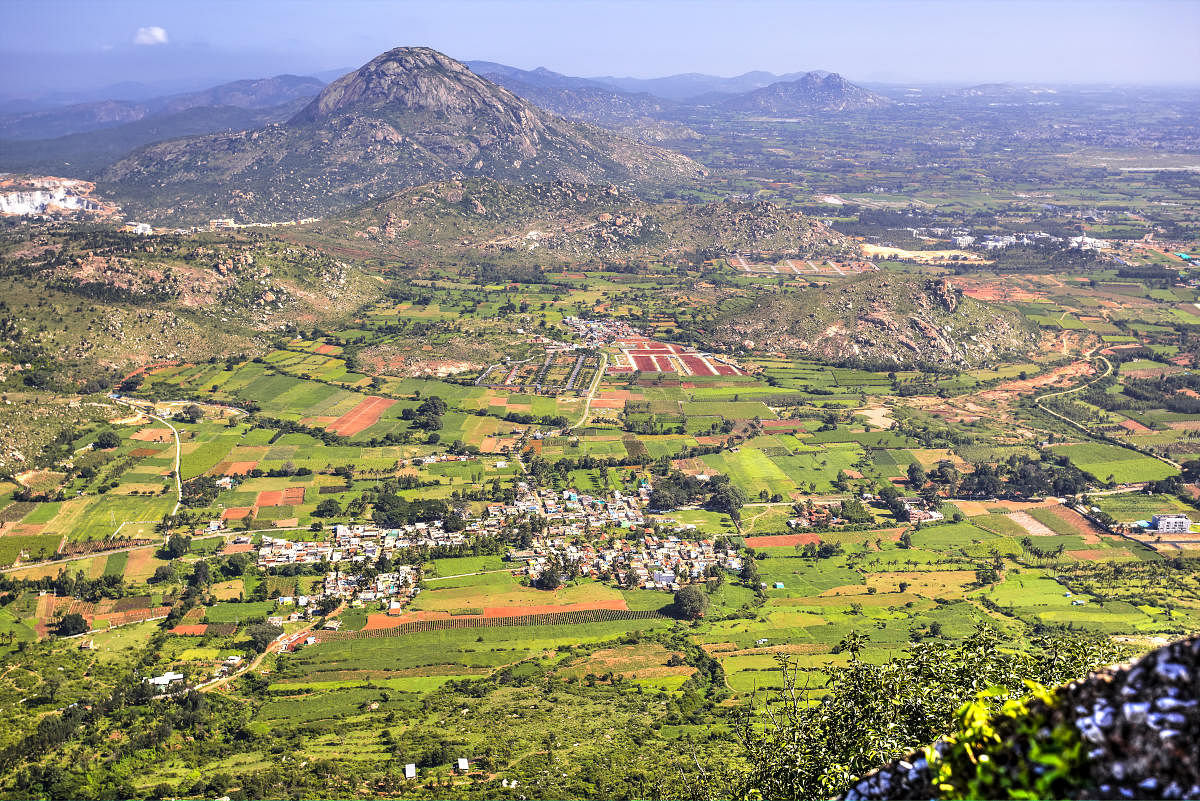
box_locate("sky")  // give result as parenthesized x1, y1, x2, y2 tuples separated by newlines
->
(2, 0, 1198, 100)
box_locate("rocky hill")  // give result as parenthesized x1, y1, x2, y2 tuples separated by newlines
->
(297, 177, 846, 263)
(712, 72, 892, 113)
(703, 274, 1040, 368)
(99, 47, 705, 224)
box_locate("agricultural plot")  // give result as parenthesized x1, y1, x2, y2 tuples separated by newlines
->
(1050, 442, 1178, 483)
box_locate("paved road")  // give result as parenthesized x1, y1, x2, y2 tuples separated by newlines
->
(568, 352, 607, 430)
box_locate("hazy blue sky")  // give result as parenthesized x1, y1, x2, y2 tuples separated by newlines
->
(2, 0, 1198, 98)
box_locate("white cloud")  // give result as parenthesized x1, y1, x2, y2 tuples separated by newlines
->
(133, 26, 169, 46)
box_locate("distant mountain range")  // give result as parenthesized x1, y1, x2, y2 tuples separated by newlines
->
(587, 70, 813, 101)
(0, 75, 325, 140)
(99, 47, 704, 223)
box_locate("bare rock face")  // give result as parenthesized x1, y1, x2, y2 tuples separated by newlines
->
(844, 635, 1200, 800)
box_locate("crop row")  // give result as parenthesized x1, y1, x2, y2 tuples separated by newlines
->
(318, 608, 666, 640)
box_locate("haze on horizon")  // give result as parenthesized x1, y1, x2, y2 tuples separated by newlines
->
(1, 0, 1198, 101)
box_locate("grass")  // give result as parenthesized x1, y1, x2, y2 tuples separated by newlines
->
(1050, 442, 1178, 483)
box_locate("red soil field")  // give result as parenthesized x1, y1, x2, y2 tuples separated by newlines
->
(327, 396, 396, 436)
(257, 487, 305, 507)
(632, 355, 659, 371)
(219, 461, 258, 475)
(170, 624, 208, 636)
(221, 507, 254, 521)
(1038, 504, 1103, 544)
(680, 355, 716, 376)
(1067, 548, 1129, 561)
(314, 343, 338, 354)
(131, 428, 173, 442)
(129, 447, 161, 458)
(481, 599, 628, 618)
(744, 533, 821, 547)
(713, 364, 738, 375)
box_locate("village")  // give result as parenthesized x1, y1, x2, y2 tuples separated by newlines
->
(248, 475, 748, 613)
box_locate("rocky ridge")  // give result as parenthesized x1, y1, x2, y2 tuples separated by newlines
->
(299, 177, 846, 262)
(704, 275, 1040, 368)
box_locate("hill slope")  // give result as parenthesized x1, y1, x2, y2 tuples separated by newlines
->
(703, 274, 1040, 367)
(297, 177, 846, 263)
(712, 72, 892, 113)
(99, 47, 704, 224)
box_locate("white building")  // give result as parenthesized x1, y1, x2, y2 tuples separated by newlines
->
(1152, 513, 1191, 533)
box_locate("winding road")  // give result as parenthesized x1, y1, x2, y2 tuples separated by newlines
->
(1033, 353, 1181, 470)
(114, 397, 183, 514)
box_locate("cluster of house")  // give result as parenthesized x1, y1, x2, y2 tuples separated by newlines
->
(902, 501, 945, 524)
(321, 566, 420, 605)
(946, 230, 1112, 252)
(257, 522, 471, 568)
(509, 533, 743, 591)
(484, 482, 649, 532)
(563, 316, 640, 346)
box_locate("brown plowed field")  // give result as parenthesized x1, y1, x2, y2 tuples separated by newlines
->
(744, 533, 821, 547)
(1038, 504, 1103, 544)
(327, 396, 396, 436)
(256, 487, 305, 507)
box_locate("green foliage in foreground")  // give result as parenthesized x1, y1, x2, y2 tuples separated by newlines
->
(733, 627, 1128, 801)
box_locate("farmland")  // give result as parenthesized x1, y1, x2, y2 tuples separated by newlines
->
(1, 73, 1199, 800)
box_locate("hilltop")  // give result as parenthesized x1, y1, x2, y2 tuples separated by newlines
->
(703, 274, 1041, 367)
(296, 177, 848, 263)
(710, 72, 892, 113)
(99, 47, 705, 224)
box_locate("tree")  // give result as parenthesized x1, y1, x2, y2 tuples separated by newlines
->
(150, 564, 176, 583)
(729, 627, 1128, 800)
(672, 585, 709, 620)
(95, 430, 120, 450)
(314, 498, 341, 518)
(907, 462, 927, 488)
(534, 567, 564, 591)
(246, 623, 284, 653)
(55, 613, 88, 637)
(160, 534, 191, 560)
(180, 404, 204, 424)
